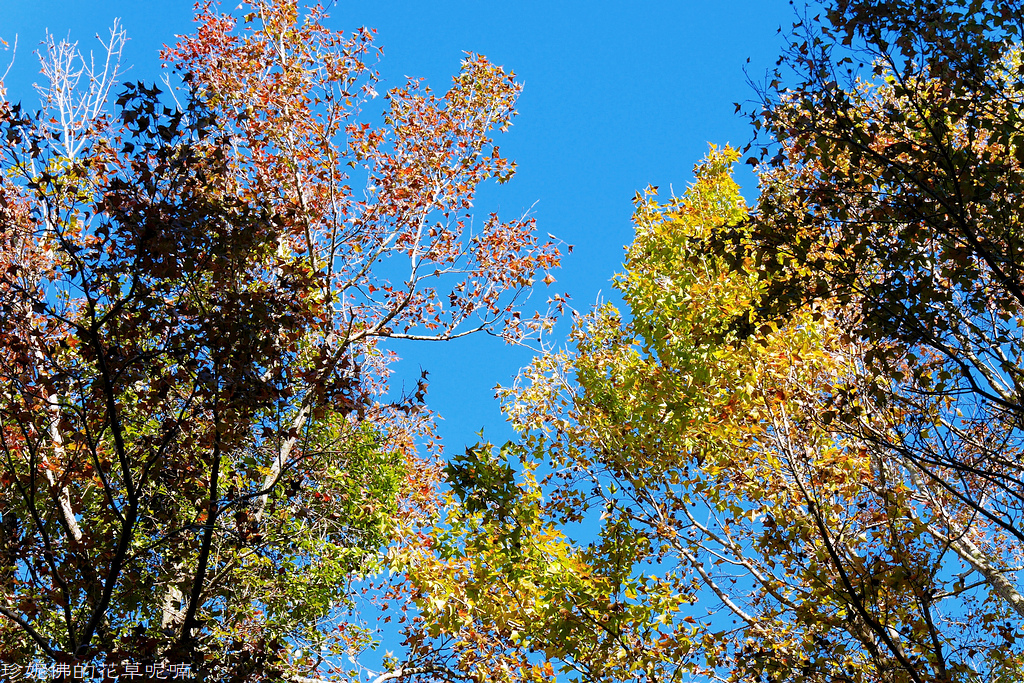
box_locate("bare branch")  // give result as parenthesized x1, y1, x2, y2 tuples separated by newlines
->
(34, 20, 127, 160)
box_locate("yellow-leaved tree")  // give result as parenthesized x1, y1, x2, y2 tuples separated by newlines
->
(401, 147, 1024, 683)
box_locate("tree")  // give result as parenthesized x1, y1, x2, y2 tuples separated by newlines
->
(409, 0, 1024, 679)
(726, 0, 1024, 547)
(404, 147, 1024, 683)
(0, 1, 561, 680)
(723, 0, 1024, 670)
(330, 2, 1024, 680)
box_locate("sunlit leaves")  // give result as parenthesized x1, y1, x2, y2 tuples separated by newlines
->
(0, 1, 559, 679)
(419, 145, 1024, 682)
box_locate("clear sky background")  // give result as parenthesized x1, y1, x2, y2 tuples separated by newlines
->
(0, 0, 795, 455)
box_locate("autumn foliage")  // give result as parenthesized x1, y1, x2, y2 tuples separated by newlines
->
(6, 1, 1024, 682)
(405, 147, 1024, 682)
(403, 0, 1024, 679)
(0, 1, 560, 679)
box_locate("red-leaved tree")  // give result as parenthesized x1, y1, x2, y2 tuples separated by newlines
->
(0, 1, 561, 680)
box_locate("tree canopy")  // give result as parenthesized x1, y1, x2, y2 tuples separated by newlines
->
(402, 1, 1024, 681)
(5, 0, 1024, 682)
(407, 146, 1024, 682)
(0, 1, 560, 680)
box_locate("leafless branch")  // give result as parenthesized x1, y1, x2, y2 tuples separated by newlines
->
(34, 20, 127, 160)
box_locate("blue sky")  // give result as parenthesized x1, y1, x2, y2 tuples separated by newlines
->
(0, 0, 794, 455)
